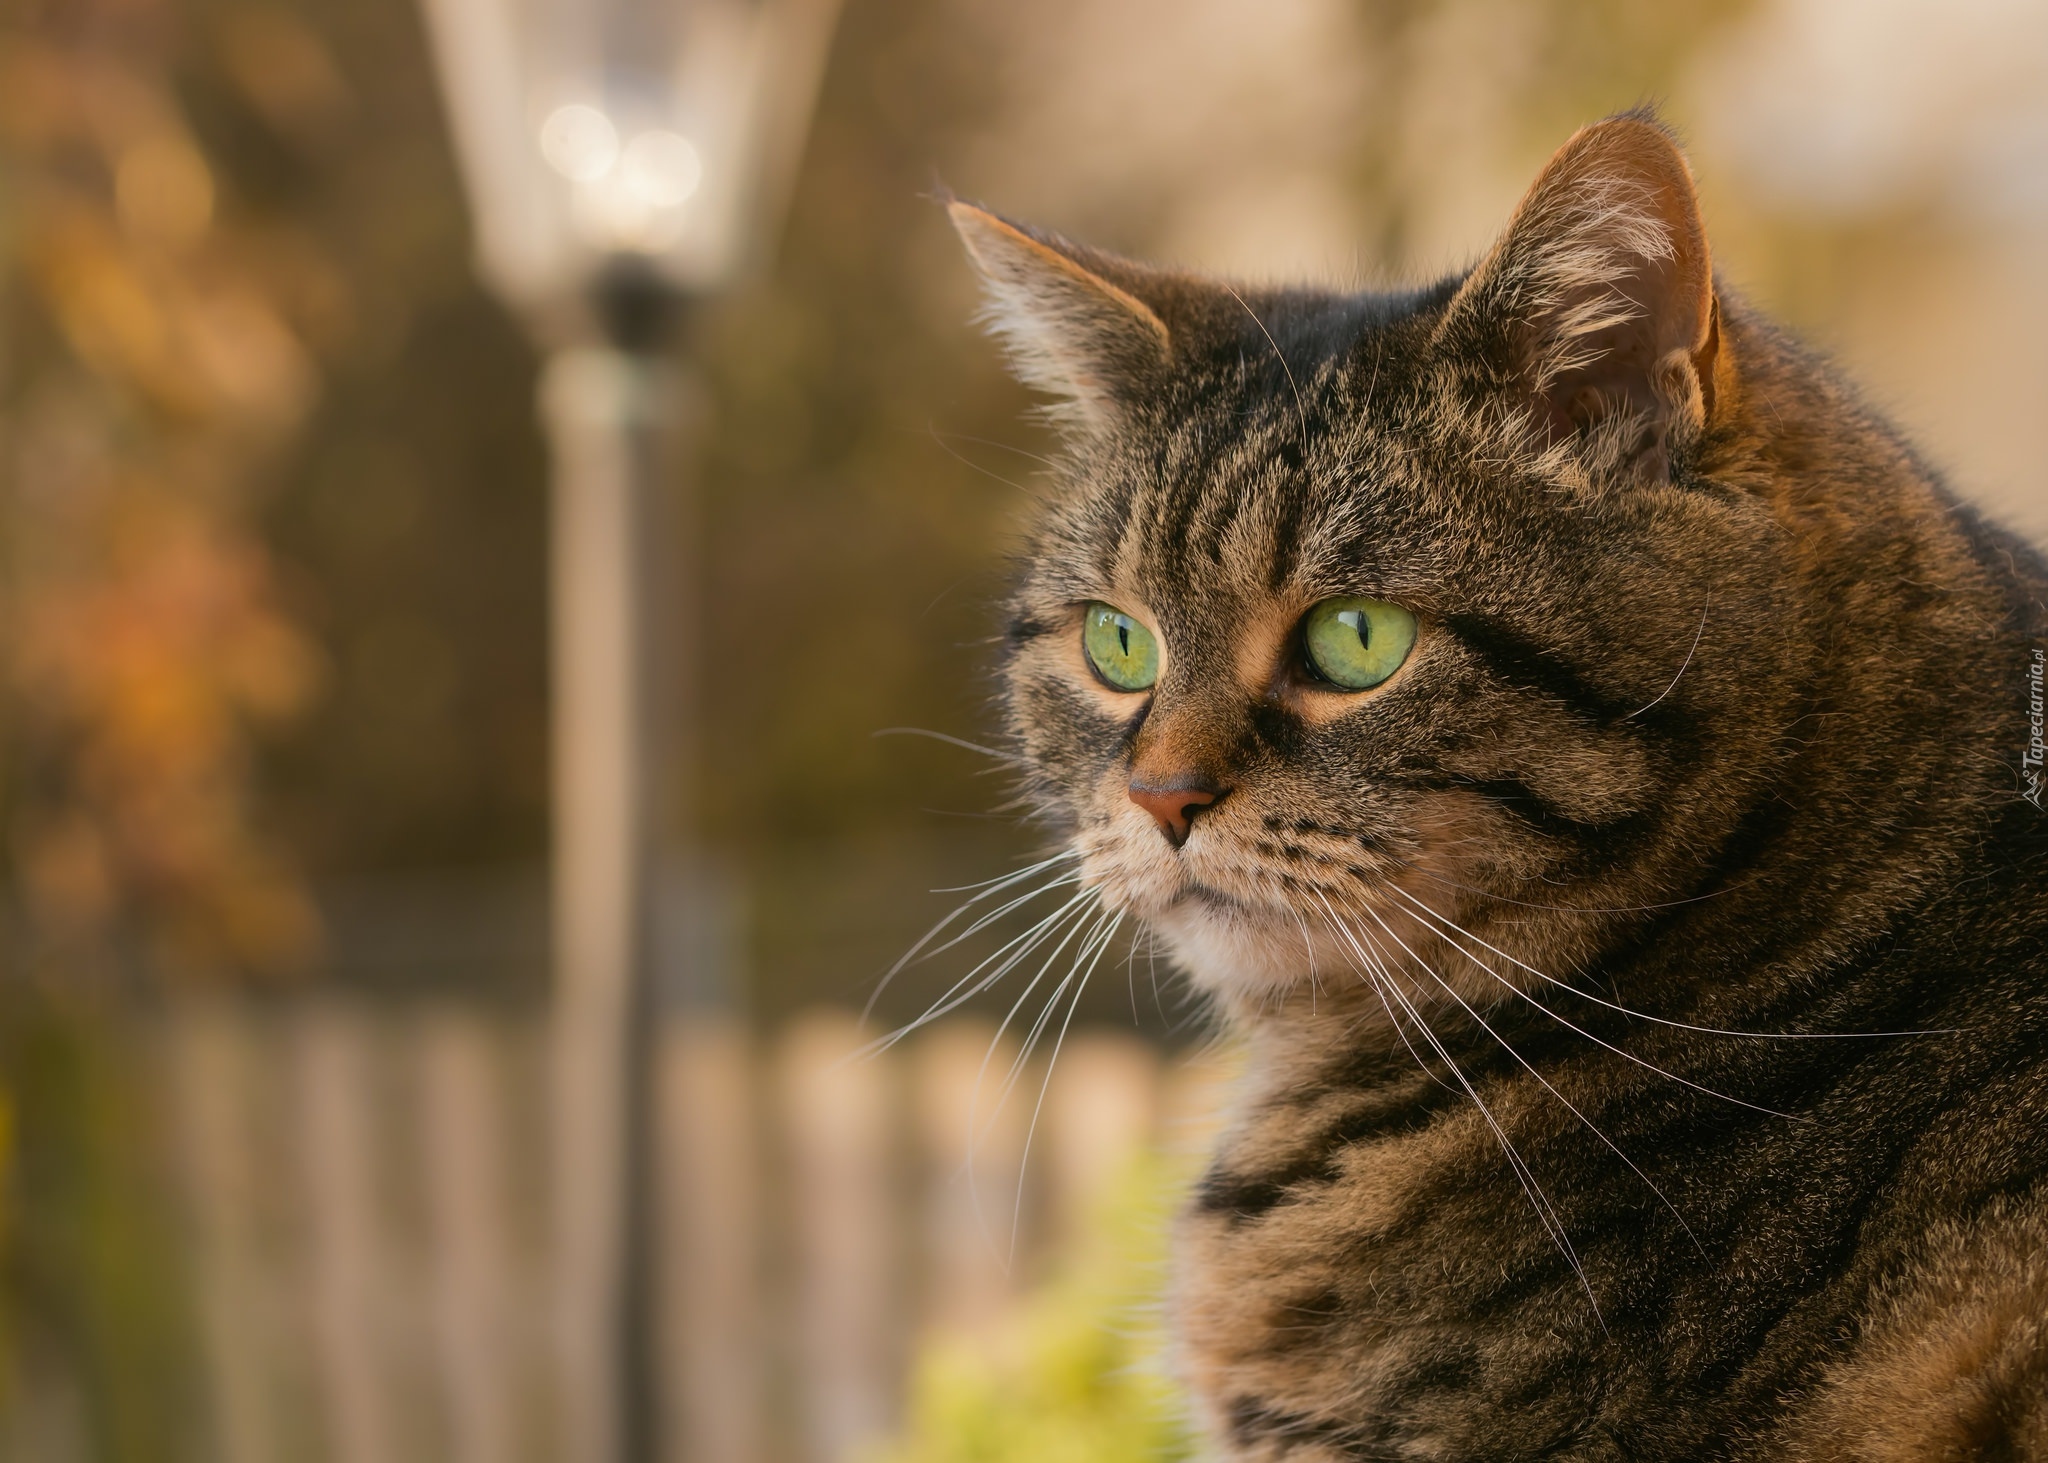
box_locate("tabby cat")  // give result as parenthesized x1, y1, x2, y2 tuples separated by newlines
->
(944, 113, 2048, 1460)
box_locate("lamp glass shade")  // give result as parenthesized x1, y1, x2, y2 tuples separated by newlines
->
(420, 0, 840, 311)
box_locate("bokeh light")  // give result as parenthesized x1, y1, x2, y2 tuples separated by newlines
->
(541, 103, 622, 183)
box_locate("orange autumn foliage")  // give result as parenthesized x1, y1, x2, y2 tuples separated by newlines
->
(2, 3, 329, 977)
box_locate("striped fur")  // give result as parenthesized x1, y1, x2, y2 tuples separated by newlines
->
(951, 114, 2048, 1460)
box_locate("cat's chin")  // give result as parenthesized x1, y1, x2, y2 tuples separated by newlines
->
(1144, 899, 1327, 1009)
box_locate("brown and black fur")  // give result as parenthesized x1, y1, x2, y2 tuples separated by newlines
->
(946, 113, 2048, 1460)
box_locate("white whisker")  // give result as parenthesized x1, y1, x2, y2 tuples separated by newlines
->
(871, 724, 1027, 765)
(861, 850, 1081, 1023)
(1623, 592, 1709, 721)
(1312, 902, 1458, 1097)
(969, 899, 1112, 1149)
(1387, 884, 1945, 1041)
(961, 896, 1111, 1262)
(930, 847, 1081, 895)
(1223, 283, 1309, 453)
(1312, 891, 1601, 1321)
(1341, 895, 1702, 1255)
(861, 884, 1096, 1059)
(1008, 908, 1126, 1266)
(1384, 887, 1803, 1119)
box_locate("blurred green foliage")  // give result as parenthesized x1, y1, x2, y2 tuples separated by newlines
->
(0, 995, 196, 1461)
(873, 1152, 1195, 1463)
(0, 1078, 11, 1414)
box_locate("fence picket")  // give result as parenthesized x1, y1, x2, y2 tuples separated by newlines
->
(161, 1001, 1182, 1463)
(656, 1020, 764, 1463)
(1045, 1032, 1161, 1243)
(779, 1013, 901, 1463)
(417, 1009, 522, 1463)
(910, 1021, 1024, 1339)
(296, 1005, 400, 1463)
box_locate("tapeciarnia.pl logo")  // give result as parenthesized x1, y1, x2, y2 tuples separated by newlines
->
(2025, 648, 2046, 810)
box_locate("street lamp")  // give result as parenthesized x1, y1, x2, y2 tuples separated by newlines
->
(423, 0, 840, 320)
(415, 3, 841, 1461)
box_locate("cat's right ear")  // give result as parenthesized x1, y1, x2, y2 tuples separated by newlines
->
(1437, 113, 1720, 483)
(948, 201, 1172, 431)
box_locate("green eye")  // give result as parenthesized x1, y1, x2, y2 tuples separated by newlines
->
(1082, 603, 1159, 692)
(1302, 597, 1417, 690)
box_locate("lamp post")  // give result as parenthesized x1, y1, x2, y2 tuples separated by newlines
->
(415, 3, 841, 1460)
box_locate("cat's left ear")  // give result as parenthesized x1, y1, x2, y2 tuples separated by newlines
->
(1440, 112, 1719, 483)
(948, 201, 1173, 432)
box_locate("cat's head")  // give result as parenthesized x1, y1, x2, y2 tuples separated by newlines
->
(953, 114, 1806, 1015)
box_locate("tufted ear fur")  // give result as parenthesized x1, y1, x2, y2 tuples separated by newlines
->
(1441, 112, 1719, 483)
(948, 201, 1173, 431)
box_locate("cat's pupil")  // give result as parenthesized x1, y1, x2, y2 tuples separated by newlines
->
(1342, 609, 1369, 647)
(1117, 622, 1130, 656)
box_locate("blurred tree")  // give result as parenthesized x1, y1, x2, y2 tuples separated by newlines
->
(215, 0, 555, 879)
(0, 0, 328, 980)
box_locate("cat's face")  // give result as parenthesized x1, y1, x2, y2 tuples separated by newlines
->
(958, 118, 1800, 1014)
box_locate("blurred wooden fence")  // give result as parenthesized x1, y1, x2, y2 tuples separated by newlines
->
(160, 1002, 1213, 1463)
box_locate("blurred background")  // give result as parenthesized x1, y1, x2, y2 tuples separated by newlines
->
(2, 0, 2044, 1459)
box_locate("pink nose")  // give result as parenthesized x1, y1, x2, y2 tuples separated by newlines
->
(1128, 780, 1225, 848)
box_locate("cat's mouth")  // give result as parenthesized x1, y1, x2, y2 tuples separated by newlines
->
(1170, 881, 1248, 913)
